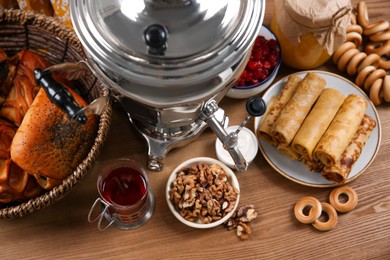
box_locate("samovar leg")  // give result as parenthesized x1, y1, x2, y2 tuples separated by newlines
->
(128, 115, 209, 171)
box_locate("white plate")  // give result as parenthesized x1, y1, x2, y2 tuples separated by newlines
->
(254, 70, 382, 188)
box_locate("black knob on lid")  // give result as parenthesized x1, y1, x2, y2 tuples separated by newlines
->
(246, 96, 267, 117)
(144, 24, 167, 55)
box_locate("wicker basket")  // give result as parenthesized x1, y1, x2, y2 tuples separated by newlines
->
(0, 9, 112, 218)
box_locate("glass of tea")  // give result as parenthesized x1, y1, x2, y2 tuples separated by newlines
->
(88, 158, 155, 231)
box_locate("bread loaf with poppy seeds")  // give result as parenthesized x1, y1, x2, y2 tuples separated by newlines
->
(10, 87, 98, 190)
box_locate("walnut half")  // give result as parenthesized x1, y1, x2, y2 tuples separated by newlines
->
(224, 204, 258, 240)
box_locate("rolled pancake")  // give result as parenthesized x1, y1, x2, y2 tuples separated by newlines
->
(277, 144, 301, 160)
(257, 76, 302, 144)
(313, 94, 368, 167)
(291, 88, 345, 160)
(257, 96, 277, 143)
(272, 72, 326, 145)
(322, 114, 376, 183)
(301, 158, 325, 173)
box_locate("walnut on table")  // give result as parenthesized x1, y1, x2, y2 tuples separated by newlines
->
(224, 204, 258, 240)
(168, 162, 239, 224)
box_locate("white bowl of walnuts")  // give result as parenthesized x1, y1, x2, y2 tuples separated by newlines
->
(166, 157, 240, 229)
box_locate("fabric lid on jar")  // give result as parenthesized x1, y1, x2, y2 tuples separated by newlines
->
(274, 0, 352, 54)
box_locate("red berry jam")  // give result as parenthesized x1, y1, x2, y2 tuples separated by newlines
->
(234, 35, 280, 88)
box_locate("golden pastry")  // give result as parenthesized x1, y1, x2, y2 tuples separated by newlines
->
(10, 87, 98, 190)
(257, 75, 301, 145)
(313, 94, 367, 167)
(321, 114, 376, 182)
(292, 88, 345, 160)
(272, 72, 326, 145)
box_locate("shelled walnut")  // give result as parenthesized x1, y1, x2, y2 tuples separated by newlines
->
(224, 204, 258, 240)
(168, 162, 239, 224)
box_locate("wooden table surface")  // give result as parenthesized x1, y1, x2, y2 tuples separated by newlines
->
(2, 1, 390, 259)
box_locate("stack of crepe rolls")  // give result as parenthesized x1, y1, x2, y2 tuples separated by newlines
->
(322, 114, 376, 183)
(272, 72, 326, 146)
(291, 88, 346, 161)
(257, 72, 376, 183)
(313, 94, 368, 166)
(257, 75, 302, 145)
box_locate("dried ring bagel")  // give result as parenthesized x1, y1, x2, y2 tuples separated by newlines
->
(347, 24, 364, 47)
(379, 58, 390, 70)
(346, 52, 367, 75)
(383, 75, 390, 102)
(337, 48, 360, 72)
(294, 196, 322, 224)
(329, 185, 358, 213)
(333, 42, 356, 64)
(364, 20, 390, 36)
(365, 39, 390, 56)
(369, 78, 383, 105)
(347, 24, 363, 35)
(362, 68, 387, 91)
(369, 28, 390, 42)
(333, 1, 390, 106)
(355, 65, 377, 87)
(357, 53, 380, 72)
(357, 1, 370, 28)
(312, 202, 338, 231)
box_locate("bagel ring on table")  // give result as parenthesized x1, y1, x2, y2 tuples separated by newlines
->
(329, 185, 358, 213)
(294, 196, 322, 224)
(312, 202, 338, 231)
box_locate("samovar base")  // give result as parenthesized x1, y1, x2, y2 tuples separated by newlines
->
(128, 115, 209, 171)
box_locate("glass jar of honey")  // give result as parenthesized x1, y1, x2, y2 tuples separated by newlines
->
(270, 0, 352, 69)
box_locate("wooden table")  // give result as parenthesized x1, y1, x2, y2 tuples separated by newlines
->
(2, 1, 390, 259)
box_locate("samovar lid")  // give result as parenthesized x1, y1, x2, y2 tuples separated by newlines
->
(71, 0, 264, 106)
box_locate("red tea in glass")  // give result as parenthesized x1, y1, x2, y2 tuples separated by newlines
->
(88, 159, 155, 231)
(101, 166, 147, 206)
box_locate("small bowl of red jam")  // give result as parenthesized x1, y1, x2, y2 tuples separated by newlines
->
(227, 25, 281, 99)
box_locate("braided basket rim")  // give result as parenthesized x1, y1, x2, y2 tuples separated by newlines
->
(0, 9, 112, 219)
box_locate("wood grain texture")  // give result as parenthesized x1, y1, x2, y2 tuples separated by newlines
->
(1, 0, 390, 259)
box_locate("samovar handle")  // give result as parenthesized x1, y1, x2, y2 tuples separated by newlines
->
(34, 60, 109, 124)
(34, 68, 87, 124)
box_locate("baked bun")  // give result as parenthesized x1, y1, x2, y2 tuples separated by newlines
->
(0, 159, 42, 204)
(0, 50, 51, 126)
(10, 87, 98, 190)
(0, 53, 19, 106)
(0, 118, 16, 160)
(0, 47, 7, 62)
(0, 117, 41, 203)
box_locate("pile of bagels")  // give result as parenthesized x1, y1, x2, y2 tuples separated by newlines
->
(333, 1, 390, 105)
